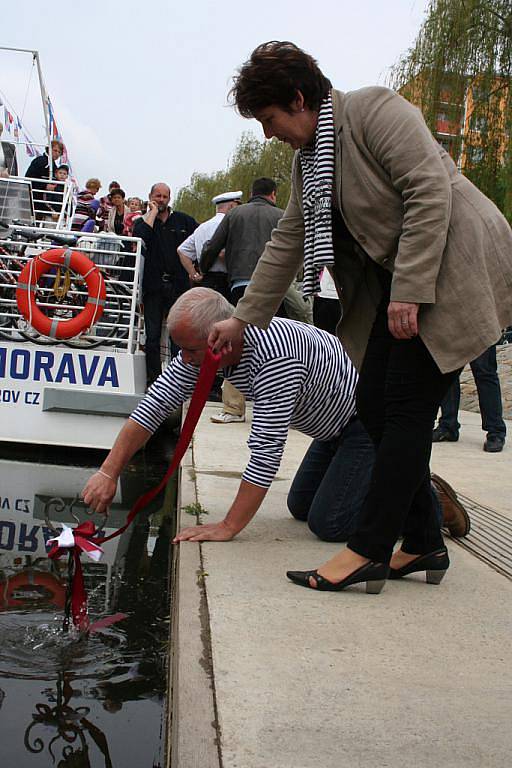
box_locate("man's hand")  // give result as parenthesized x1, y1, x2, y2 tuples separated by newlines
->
(387, 301, 420, 340)
(143, 200, 159, 226)
(173, 520, 236, 542)
(208, 317, 246, 354)
(81, 471, 117, 515)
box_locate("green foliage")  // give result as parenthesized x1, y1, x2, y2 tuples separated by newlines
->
(175, 132, 294, 222)
(183, 501, 209, 517)
(391, 0, 512, 222)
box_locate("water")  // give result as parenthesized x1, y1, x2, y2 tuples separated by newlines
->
(0, 431, 177, 767)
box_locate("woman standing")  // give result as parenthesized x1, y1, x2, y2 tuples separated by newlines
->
(209, 41, 512, 594)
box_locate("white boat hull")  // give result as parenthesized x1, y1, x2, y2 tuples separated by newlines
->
(0, 340, 145, 449)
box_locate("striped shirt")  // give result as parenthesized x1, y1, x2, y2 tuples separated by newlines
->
(130, 318, 358, 488)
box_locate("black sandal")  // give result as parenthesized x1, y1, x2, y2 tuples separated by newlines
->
(286, 561, 389, 594)
(388, 547, 449, 584)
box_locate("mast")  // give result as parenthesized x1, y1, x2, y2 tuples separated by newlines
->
(0, 46, 51, 172)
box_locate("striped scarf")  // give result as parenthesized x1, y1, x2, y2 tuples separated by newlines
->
(299, 93, 336, 296)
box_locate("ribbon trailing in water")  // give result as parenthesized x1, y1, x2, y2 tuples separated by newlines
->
(47, 521, 100, 632)
(47, 348, 221, 631)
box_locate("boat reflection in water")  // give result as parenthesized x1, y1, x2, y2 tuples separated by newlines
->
(0, 435, 176, 767)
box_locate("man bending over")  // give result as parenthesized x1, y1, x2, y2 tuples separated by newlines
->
(81, 288, 469, 541)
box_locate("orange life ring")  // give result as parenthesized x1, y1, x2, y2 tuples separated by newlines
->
(0, 569, 66, 610)
(16, 247, 106, 340)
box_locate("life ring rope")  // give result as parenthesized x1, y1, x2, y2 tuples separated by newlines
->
(16, 248, 107, 340)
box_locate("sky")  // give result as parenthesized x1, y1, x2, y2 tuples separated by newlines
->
(0, 0, 430, 200)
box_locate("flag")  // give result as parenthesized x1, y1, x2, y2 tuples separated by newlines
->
(47, 96, 61, 140)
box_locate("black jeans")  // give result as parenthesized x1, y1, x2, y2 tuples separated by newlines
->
(347, 300, 460, 563)
(438, 344, 506, 439)
(143, 283, 181, 384)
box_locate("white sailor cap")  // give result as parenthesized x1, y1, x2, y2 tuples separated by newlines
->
(211, 190, 243, 205)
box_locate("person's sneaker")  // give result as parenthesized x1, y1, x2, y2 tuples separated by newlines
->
(483, 435, 505, 453)
(432, 426, 459, 443)
(210, 412, 246, 424)
(431, 473, 471, 537)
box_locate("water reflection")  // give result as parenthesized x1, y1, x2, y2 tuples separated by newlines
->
(0, 433, 176, 767)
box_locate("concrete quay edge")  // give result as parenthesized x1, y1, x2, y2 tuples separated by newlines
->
(171, 405, 512, 768)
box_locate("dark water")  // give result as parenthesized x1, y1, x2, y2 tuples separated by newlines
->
(0, 431, 177, 767)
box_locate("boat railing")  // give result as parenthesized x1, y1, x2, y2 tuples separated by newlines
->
(0, 225, 144, 354)
(0, 176, 75, 230)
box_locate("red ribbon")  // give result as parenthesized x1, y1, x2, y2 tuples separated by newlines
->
(48, 348, 221, 630)
(48, 520, 98, 631)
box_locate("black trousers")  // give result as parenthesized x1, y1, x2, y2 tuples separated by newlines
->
(201, 271, 230, 300)
(439, 344, 506, 439)
(143, 283, 181, 384)
(313, 296, 341, 335)
(230, 284, 287, 315)
(347, 298, 460, 563)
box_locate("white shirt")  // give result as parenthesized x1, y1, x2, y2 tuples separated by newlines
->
(179, 211, 226, 273)
(318, 268, 339, 299)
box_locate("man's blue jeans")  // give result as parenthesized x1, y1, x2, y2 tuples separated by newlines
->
(439, 345, 506, 439)
(287, 416, 443, 542)
(287, 417, 375, 542)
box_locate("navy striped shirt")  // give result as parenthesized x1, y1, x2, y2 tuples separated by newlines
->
(130, 318, 358, 488)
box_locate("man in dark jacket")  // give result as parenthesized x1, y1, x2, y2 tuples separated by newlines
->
(134, 182, 197, 384)
(201, 177, 284, 423)
(25, 139, 63, 214)
(201, 177, 283, 304)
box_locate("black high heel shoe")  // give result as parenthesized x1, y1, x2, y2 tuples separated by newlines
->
(286, 561, 389, 594)
(388, 547, 449, 584)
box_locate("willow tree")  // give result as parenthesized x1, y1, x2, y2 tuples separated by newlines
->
(391, 0, 512, 221)
(175, 132, 294, 222)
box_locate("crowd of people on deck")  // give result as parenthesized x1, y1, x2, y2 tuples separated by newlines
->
(2, 41, 511, 596)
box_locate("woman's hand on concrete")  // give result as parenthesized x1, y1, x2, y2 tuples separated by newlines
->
(387, 301, 419, 339)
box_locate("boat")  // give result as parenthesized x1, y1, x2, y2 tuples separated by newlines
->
(0, 457, 140, 613)
(0, 47, 147, 449)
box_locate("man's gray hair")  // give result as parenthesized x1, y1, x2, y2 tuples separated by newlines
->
(167, 287, 235, 339)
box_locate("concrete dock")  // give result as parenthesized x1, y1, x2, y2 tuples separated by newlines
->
(170, 404, 512, 768)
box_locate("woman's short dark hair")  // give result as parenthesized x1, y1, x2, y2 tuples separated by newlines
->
(230, 41, 332, 117)
(110, 188, 126, 199)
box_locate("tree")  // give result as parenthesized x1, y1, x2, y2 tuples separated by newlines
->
(175, 132, 294, 222)
(391, 0, 512, 222)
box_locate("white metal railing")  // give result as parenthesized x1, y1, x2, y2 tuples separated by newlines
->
(0, 176, 75, 230)
(0, 225, 144, 353)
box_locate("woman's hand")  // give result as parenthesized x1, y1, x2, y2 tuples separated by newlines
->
(81, 471, 117, 514)
(387, 301, 419, 339)
(208, 317, 246, 354)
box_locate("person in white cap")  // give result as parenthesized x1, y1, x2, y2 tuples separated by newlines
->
(178, 190, 242, 299)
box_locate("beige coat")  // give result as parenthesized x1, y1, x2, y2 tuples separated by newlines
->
(233, 87, 512, 372)
(106, 203, 129, 234)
